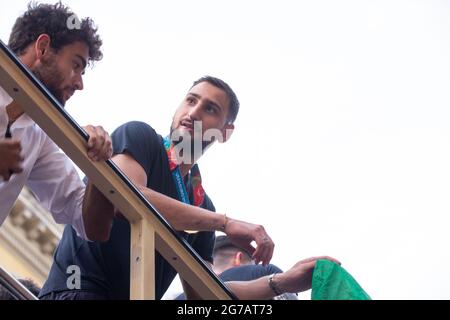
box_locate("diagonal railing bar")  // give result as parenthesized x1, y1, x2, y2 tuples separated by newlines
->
(0, 266, 39, 300)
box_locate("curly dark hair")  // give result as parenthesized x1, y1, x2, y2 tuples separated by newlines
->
(191, 76, 240, 124)
(8, 1, 102, 64)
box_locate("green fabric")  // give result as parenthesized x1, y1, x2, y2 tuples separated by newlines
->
(311, 259, 371, 300)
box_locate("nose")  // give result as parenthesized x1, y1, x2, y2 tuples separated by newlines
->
(73, 73, 84, 91)
(188, 104, 201, 120)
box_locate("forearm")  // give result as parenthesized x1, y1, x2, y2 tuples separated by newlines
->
(226, 275, 285, 300)
(181, 275, 277, 301)
(139, 186, 226, 232)
(225, 277, 274, 300)
(82, 181, 114, 241)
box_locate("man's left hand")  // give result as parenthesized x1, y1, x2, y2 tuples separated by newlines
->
(224, 218, 275, 265)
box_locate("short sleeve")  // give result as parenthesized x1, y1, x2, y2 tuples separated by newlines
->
(111, 121, 162, 178)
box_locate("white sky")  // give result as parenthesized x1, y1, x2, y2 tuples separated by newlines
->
(1, 0, 450, 299)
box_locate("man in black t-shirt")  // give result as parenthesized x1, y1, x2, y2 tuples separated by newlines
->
(39, 120, 218, 298)
(40, 76, 339, 300)
(40, 76, 276, 300)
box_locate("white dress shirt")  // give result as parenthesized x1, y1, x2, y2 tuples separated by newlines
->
(0, 86, 87, 240)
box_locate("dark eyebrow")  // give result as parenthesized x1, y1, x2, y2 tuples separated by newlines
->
(75, 54, 87, 69)
(188, 92, 223, 112)
(188, 92, 201, 99)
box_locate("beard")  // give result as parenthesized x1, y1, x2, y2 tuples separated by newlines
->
(32, 54, 67, 106)
(169, 122, 214, 163)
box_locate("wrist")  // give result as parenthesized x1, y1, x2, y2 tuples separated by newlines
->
(268, 273, 285, 296)
(218, 213, 229, 232)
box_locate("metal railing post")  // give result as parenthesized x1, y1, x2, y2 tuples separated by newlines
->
(0, 266, 38, 300)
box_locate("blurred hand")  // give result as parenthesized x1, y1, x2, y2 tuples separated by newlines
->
(0, 139, 23, 181)
(83, 125, 112, 161)
(224, 218, 274, 265)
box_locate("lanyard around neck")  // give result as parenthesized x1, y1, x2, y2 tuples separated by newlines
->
(163, 136, 205, 207)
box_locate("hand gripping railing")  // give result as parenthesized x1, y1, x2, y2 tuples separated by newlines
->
(0, 266, 38, 300)
(0, 40, 236, 300)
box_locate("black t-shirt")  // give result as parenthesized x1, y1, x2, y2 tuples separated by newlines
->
(39, 121, 216, 300)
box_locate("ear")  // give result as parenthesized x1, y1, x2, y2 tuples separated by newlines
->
(221, 123, 235, 143)
(233, 252, 243, 266)
(34, 34, 51, 59)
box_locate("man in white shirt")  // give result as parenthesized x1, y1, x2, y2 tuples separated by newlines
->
(0, 3, 114, 241)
